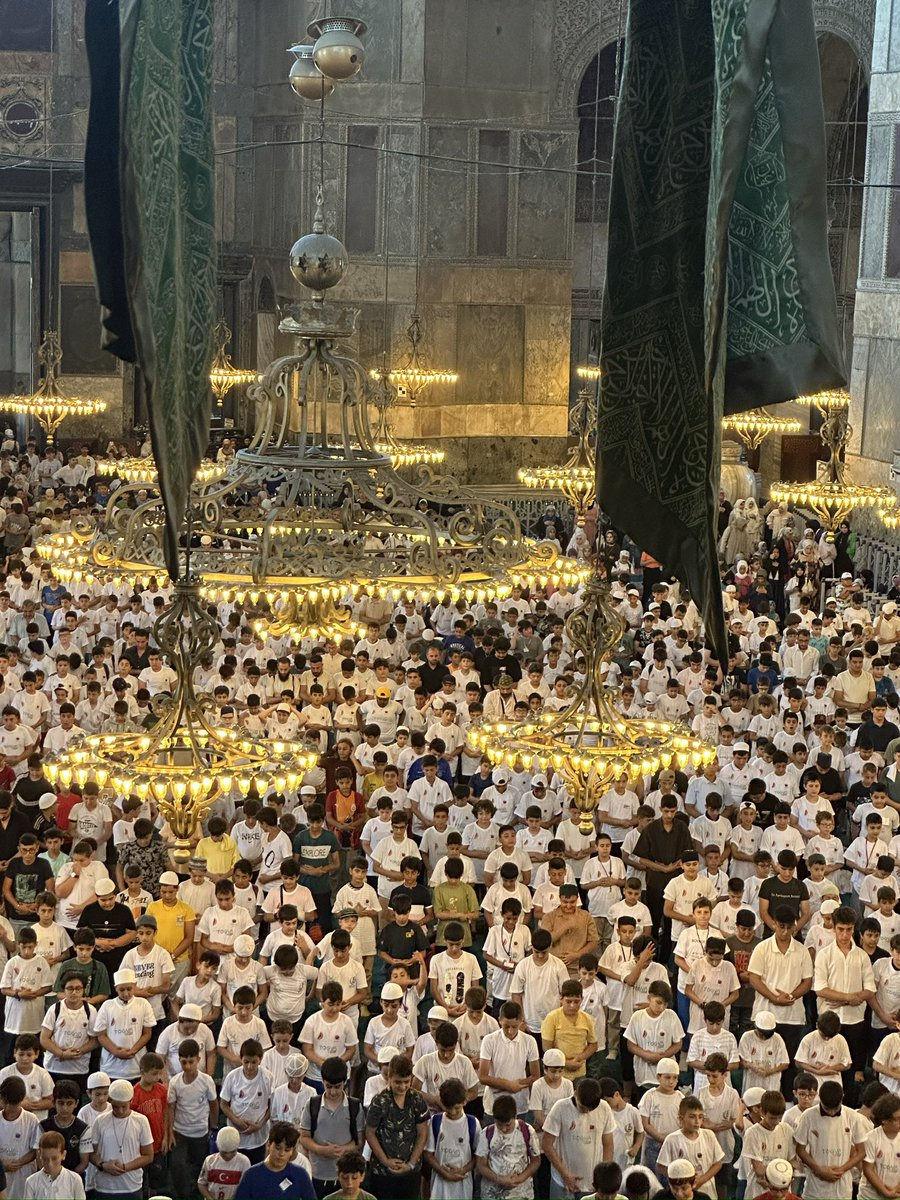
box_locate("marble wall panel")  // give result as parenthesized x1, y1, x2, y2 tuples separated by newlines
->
(456, 304, 524, 411)
(860, 337, 900, 461)
(517, 131, 573, 260)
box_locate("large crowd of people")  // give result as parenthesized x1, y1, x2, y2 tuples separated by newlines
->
(0, 436, 898, 1200)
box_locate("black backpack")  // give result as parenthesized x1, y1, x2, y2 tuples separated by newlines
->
(307, 1094, 361, 1139)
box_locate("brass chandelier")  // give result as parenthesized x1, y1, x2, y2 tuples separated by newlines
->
(367, 374, 445, 469)
(38, 189, 587, 646)
(518, 385, 597, 526)
(469, 567, 717, 834)
(41, 580, 320, 863)
(721, 406, 801, 451)
(369, 312, 458, 406)
(771, 387, 896, 532)
(1, 330, 107, 440)
(208, 318, 258, 401)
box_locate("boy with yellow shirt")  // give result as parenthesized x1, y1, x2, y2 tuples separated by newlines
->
(194, 815, 239, 880)
(540, 979, 598, 1079)
(146, 870, 197, 992)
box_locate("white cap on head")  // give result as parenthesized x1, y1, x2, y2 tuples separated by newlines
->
(542, 1048, 566, 1067)
(159, 871, 179, 887)
(179, 1004, 203, 1022)
(113, 968, 136, 987)
(492, 767, 511, 784)
(108, 1080, 134, 1103)
(217, 1127, 241, 1153)
(87, 1072, 110, 1090)
(820, 898, 839, 915)
(667, 1160, 697, 1181)
(656, 1057, 680, 1076)
(754, 1011, 776, 1031)
(381, 982, 404, 1001)
(743, 1086, 766, 1107)
(733, 741, 750, 752)
(38, 793, 57, 810)
(233, 935, 256, 957)
(429, 1006, 449, 1022)
(285, 1053, 309, 1079)
(765, 1160, 794, 1188)
(531, 772, 548, 788)
(95, 878, 116, 896)
(300, 785, 317, 796)
(377, 1045, 400, 1065)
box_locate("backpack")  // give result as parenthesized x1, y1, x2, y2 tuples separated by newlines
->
(485, 1118, 532, 1151)
(307, 1094, 361, 1140)
(430, 1111, 479, 1156)
(52, 999, 92, 1023)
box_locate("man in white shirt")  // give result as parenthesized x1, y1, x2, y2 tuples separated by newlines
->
(792, 1079, 868, 1200)
(813, 904, 875, 1100)
(542, 1078, 616, 1195)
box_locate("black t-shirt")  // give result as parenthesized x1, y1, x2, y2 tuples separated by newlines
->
(751, 791, 780, 830)
(0, 810, 33, 860)
(41, 1114, 89, 1171)
(633, 817, 695, 892)
(377, 920, 428, 963)
(758, 876, 808, 924)
(389, 882, 431, 911)
(13, 777, 49, 818)
(4, 854, 53, 913)
(857, 719, 900, 753)
(80, 901, 136, 973)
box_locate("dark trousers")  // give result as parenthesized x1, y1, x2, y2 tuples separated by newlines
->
(366, 1168, 422, 1200)
(312, 890, 333, 934)
(144, 1149, 169, 1199)
(776, 1022, 804, 1095)
(170, 1132, 208, 1200)
(314, 1180, 337, 1199)
(842, 1021, 869, 1105)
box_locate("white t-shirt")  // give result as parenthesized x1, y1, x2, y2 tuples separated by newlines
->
(24, 1166, 87, 1200)
(478, 1028, 539, 1114)
(197, 1149, 251, 1200)
(658, 1128, 725, 1199)
(860, 1126, 900, 1200)
(793, 1104, 869, 1200)
(623, 1009, 685, 1088)
(92, 1110, 153, 1194)
(483, 924, 532, 1003)
(120, 944, 175, 1020)
(157, 1020, 216, 1078)
(197, 905, 254, 955)
(428, 950, 482, 1010)
(509, 953, 569, 1033)
(167, 1069, 217, 1136)
(0, 1108, 41, 1197)
(219, 1067, 272, 1151)
(56, 861, 110, 929)
(40, 1001, 96, 1075)
(93, 995, 157, 1078)
(543, 1096, 617, 1192)
(297, 1011, 358, 1082)
(0, 1062, 53, 1109)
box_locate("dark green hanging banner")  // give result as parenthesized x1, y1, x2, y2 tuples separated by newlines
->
(599, 0, 845, 660)
(84, 0, 217, 581)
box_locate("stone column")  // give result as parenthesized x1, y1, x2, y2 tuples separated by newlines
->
(848, 0, 900, 486)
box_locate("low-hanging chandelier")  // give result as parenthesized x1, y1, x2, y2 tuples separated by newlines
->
(368, 313, 458, 406)
(770, 387, 896, 532)
(41, 580, 320, 863)
(575, 363, 602, 381)
(367, 374, 445, 469)
(208, 318, 258, 401)
(721, 406, 801, 451)
(1, 330, 107, 441)
(518, 385, 597, 526)
(469, 565, 717, 834)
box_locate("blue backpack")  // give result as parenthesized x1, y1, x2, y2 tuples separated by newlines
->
(430, 1111, 480, 1156)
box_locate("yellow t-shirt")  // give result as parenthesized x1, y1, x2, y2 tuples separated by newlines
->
(540, 1007, 597, 1078)
(145, 898, 196, 961)
(194, 834, 239, 877)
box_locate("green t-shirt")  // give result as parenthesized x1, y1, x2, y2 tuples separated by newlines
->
(433, 881, 479, 946)
(323, 1191, 376, 1200)
(292, 828, 340, 894)
(53, 955, 111, 1004)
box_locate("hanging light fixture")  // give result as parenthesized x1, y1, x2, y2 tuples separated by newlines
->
(41, 581, 320, 863)
(469, 567, 717, 834)
(1, 330, 107, 441)
(771, 387, 896, 533)
(721, 406, 801, 451)
(576, 363, 602, 381)
(518, 385, 597, 525)
(97, 456, 226, 487)
(369, 313, 458, 406)
(208, 318, 258, 401)
(367, 374, 445, 468)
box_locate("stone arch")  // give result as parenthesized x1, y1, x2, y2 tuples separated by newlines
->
(551, 0, 874, 122)
(551, 4, 628, 123)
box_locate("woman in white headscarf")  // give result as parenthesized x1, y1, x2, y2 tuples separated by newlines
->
(718, 498, 755, 564)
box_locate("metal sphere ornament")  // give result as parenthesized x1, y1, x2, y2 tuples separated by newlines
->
(290, 189, 347, 299)
(287, 43, 335, 102)
(308, 17, 367, 81)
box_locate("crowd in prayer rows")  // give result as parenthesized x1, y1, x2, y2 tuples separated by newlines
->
(1, 437, 900, 1200)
